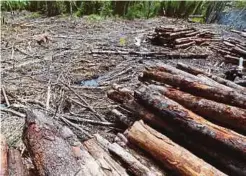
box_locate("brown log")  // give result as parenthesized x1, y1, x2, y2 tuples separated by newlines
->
(127, 120, 227, 176)
(149, 84, 246, 133)
(223, 41, 235, 47)
(83, 138, 129, 176)
(0, 134, 8, 176)
(113, 133, 166, 176)
(151, 64, 230, 89)
(135, 86, 246, 159)
(94, 134, 163, 176)
(59, 126, 107, 176)
(22, 109, 81, 176)
(176, 62, 246, 93)
(141, 70, 246, 109)
(8, 148, 28, 176)
(108, 89, 246, 175)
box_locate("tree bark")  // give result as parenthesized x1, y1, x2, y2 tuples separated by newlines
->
(127, 120, 226, 176)
(0, 134, 8, 176)
(83, 138, 129, 176)
(8, 148, 28, 176)
(141, 70, 246, 109)
(148, 84, 246, 133)
(134, 86, 246, 160)
(22, 109, 81, 176)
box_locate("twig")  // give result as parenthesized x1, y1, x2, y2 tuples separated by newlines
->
(60, 116, 92, 138)
(46, 83, 51, 111)
(1, 86, 10, 107)
(61, 81, 106, 121)
(0, 107, 26, 118)
(65, 114, 114, 126)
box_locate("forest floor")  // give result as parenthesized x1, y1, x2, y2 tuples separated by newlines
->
(0, 11, 239, 150)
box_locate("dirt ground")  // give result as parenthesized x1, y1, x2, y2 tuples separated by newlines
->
(1, 11, 237, 150)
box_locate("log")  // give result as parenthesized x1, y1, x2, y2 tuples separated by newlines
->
(134, 86, 246, 159)
(224, 55, 246, 66)
(59, 126, 107, 176)
(127, 120, 227, 176)
(0, 134, 8, 176)
(233, 46, 246, 56)
(149, 84, 246, 133)
(8, 148, 28, 176)
(176, 62, 246, 93)
(83, 138, 129, 176)
(151, 64, 230, 90)
(108, 89, 246, 175)
(94, 134, 161, 176)
(22, 109, 81, 176)
(141, 70, 246, 109)
(174, 41, 195, 49)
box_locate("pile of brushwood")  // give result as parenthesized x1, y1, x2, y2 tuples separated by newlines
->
(213, 36, 246, 66)
(148, 25, 219, 49)
(1, 63, 246, 176)
(108, 63, 246, 176)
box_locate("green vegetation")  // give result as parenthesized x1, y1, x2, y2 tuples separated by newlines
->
(1, 1, 245, 22)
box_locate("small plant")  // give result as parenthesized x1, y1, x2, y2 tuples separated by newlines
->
(28, 12, 41, 18)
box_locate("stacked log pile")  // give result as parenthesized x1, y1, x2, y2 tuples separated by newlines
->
(108, 63, 246, 176)
(3, 64, 246, 176)
(213, 37, 246, 66)
(148, 25, 218, 48)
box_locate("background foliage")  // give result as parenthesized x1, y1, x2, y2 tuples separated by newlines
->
(1, 1, 245, 22)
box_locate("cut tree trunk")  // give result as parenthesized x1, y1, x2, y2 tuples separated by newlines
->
(148, 84, 246, 133)
(141, 70, 246, 109)
(83, 138, 129, 176)
(134, 86, 246, 160)
(0, 134, 8, 176)
(176, 62, 246, 93)
(94, 134, 163, 176)
(127, 120, 226, 176)
(233, 46, 246, 56)
(8, 148, 28, 176)
(22, 109, 81, 176)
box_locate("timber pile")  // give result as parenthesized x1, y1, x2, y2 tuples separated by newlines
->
(148, 25, 218, 48)
(108, 63, 246, 176)
(213, 37, 246, 66)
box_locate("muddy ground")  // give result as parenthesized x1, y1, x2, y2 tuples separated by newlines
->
(1, 11, 238, 150)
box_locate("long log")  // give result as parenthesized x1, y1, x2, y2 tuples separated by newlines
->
(135, 86, 246, 159)
(176, 62, 246, 93)
(0, 134, 8, 176)
(224, 54, 246, 66)
(94, 134, 158, 176)
(83, 138, 129, 176)
(22, 109, 81, 176)
(127, 120, 227, 176)
(108, 89, 246, 175)
(8, 148, 28, 176)
(141, 70, 246, 109)
(148, 84, 246, 133)
(151, 64, 225, 88)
